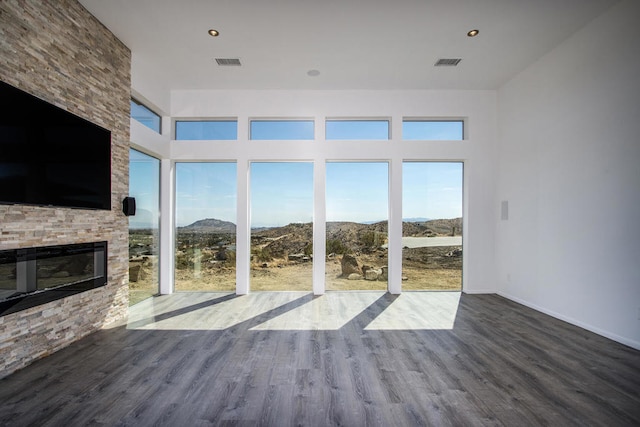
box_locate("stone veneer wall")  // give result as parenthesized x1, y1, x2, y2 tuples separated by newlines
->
(0, 0, 131, 378)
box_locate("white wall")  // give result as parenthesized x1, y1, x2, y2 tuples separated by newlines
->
(168, 89, 498, 294)
(496, 0, 640, 349)
(131, 54, 171, 114)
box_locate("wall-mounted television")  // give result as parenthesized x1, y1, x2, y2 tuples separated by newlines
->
(0, 80, 112, 210)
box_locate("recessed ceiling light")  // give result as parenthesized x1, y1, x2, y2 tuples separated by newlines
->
(467, 29, 479, 37)
(307, 69, 320, 77)
(208, 29, 219, 37)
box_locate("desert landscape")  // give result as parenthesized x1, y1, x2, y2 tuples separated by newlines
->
(128, 217, 462, 304)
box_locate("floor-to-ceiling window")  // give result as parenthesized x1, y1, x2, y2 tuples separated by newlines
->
(250, 162, 314, 291)
(325, 162, 389, 291)
(174, 162, 237, 291)
(128, 149, 160, 304)
(402, 162, 463, 290)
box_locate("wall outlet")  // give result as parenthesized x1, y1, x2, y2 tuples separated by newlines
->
(501, 200, 509, 220)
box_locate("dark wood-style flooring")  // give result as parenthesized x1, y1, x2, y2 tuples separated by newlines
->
(0, 292, 638, 426)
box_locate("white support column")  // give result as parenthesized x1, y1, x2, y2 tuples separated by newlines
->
(159, 158, 174, 294)
(388, 156, 403, 294)
(236, 158, 250, 295)
(313, 159, 326, 295)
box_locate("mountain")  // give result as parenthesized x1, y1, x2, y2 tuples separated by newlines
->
(359, 217, 430, 224)
(180, 218, 236, 233)
(402, 217, 431, 223)
(178, 217, 462, 240)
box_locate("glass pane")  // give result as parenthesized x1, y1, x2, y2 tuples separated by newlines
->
(0, 251, 17, 300)
(36, 249, 94, 291)
(250, 120, 314, 140)
(129, 149, 160, 305)
(250, 162, 313, 291)
(402, 120, 463, 140)
(326, 162, 388, 290)
(175, 162, 237, 291)
(130, 99, 161, 133)
(325, 120, 389, 140)
(402, 162, 463, 290)
(175, 120, 237, 140)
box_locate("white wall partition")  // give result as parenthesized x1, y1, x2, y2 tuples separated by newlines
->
(496, 0, 640, 348)
(170, 90, 498, 295)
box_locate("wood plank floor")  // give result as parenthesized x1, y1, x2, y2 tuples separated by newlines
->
(0, 292, 638, 426)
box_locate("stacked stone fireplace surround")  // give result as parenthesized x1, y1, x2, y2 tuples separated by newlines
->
(0, 0, 131, 378)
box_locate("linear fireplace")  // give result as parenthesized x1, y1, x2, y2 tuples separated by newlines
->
(0, 242, 107, 316)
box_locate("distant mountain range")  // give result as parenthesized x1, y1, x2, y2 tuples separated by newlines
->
(179, 217, 460, 236)
(180, 218, 236, 233)
(402, 217, 431, 223)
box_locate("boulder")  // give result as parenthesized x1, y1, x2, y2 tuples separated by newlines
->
(348, 273, 363, 280)
(445, 248, 462, 257)
(129, 264, 143, 282)
(52, 270, 70, 278)
(340, 254, 360, 276)
(365, 269, 380, 281)
(37, 267, 54, 279)
(215, 249, 228, 261)
(288, 253, 306, 263)
(379, 266, 388, 281)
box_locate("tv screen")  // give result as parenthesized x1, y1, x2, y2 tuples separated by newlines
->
(0, 80, 111, 210)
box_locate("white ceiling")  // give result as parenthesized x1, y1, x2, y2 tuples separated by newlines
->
(79, 0, 617, 92)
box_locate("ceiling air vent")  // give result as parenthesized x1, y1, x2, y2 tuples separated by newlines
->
(434, 58, 462, 66)
(215, 58, 241, 66)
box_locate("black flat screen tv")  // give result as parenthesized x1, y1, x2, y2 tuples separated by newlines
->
(0, 80, 111, 210)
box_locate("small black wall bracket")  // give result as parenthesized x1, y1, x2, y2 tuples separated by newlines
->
(122, 197, 136, 216)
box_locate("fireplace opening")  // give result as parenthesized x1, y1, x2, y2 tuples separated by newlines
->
(0, 242, 107, 316)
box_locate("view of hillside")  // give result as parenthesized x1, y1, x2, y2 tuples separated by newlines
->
(129, 217, 462, 296)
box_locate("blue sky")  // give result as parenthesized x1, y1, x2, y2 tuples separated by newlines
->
(172, 119, 463, 141)
(164, 161, 462, 228)
(175, 162, 237, 228)
(402, 162, 463, 220)
(132, 158, 463, 228)
(251, 162, 313, 227)
(129, 149, 160, 229)
(326, 162, 389, 222)
(130, 122, 464, 229)
(402, 120, 463, 140)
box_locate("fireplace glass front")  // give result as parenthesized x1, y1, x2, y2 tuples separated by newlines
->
(0, 241, 107, 316)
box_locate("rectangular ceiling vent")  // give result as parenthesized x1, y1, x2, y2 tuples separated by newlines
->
(434, 58, 462, 67)
(215, 58, 241, 66)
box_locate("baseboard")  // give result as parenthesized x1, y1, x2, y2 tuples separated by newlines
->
(462, 288, 497, 294)
(497, 291, 640, 351)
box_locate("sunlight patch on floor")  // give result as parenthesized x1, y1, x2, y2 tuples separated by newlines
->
(127, 292, 305, 330)
(126, 291, 461, 331)
(364, 292, 461, 330)
(250, 292, 384, 331)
